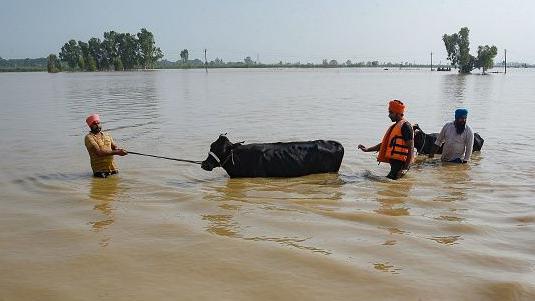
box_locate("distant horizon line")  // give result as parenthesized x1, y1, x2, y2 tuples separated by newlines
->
(1, 55, 533, 67)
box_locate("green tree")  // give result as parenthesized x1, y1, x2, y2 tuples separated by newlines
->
(475, 45, 498, 74)
(78, 41, 95, 71)
(77, 55, 85, 70)
(180, 49, 189, 64)
(59, 39, 81, 70)
(442, 33, 459, 66)
(113, 57, 124, 71)
(103, 31, 119, 70)
(88, 37, 104, 70)
(47, 54, 61, 73)
(442, 27, 490, 73)
(58, 29, 164, 72)
(244, 56, 253, 65)
(116, 33, 139, 70)
(137, 28, 163, 69)
(86, 55, 97, 71)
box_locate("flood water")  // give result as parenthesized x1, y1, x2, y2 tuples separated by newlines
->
(1, 68, 534, 300)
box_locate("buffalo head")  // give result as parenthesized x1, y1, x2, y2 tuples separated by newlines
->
(201, 134, 243, 171)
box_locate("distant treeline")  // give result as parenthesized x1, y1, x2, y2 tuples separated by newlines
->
(155, 58, 460, 69)
(2, 56, 533, 72)
(0, 26, 531, 73)
(0, 57, 47, 72)
(0, 26, 533, 73)
(50, 28, 163, 72)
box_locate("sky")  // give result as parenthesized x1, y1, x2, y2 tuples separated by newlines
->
(2, 0, 534, 64)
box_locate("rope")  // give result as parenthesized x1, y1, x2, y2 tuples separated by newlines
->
(128, 151, 202, 164)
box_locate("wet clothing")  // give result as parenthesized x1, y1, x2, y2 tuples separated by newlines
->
(387, 159, 405, 180)
(399, 122, 413, 142)
(434, 122, 474, 162)
(377, 120, 413, 163)
(93, 170, 118, 178)
(84, 132, 118, 174)
(378, 120, 413, 180)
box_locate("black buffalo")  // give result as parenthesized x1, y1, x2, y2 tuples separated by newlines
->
(201, 135, 344, 178)
(413, 124, 484, 155)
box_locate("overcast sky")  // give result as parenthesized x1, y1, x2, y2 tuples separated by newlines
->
(2, 0, 534, 63)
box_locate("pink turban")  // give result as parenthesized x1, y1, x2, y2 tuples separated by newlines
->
(86, 114, 100, 127)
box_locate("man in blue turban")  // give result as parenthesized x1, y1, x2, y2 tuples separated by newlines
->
(428, 108, 474, 163)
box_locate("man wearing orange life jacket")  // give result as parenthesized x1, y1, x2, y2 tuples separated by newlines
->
(358, 100, 414, 180)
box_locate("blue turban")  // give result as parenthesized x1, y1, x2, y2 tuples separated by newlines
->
(455, 108, 468, 119)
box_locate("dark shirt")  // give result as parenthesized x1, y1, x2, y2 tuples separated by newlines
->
(400, 121, 413, 141)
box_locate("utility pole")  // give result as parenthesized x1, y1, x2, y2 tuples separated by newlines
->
(504, 49, 507, 74)
(204, 49, 208, 73)
(430, 52, 433, 71)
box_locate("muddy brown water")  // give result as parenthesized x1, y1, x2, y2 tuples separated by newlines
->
(1, 68, 534, 300)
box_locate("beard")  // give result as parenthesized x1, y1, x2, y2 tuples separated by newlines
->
(90, 125, 102, 134)
(455, 120, 466, 135)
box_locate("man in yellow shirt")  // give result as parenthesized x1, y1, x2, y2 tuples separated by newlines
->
(84, 114, 127, 178)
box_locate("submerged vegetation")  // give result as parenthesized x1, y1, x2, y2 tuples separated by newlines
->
(58, 28, 163, 71)
(443, 27, 498, 74)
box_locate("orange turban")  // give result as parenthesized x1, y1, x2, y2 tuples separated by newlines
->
(388, 100, 405, 114)
(86, 114, 100, 127)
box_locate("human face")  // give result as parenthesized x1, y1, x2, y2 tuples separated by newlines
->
(90, 121, 102, 133)
(388, 110, 399, 122)
(455, 116, 467, 126)
(454, 117, 467, 134)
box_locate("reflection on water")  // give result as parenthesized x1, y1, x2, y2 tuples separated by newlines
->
(201, 214, 239, 237)
(382, 239, 397, 246)
(88, 176, 120, 246)
(200, 176, 342, 255)
(432, 163, 472, 203)
(373, 262, 402, 274)
(429, 235, 462, 245)
(374, 179, 414, 217)
(440, 74, 467, 107)
(435, 215, 465, 222)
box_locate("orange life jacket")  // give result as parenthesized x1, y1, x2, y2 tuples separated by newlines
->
(377, 119, 412, 163)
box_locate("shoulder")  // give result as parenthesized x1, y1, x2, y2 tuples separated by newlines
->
(400, 120, 413, 139)
(84, 134, 96, 148)
(465, 125, 474, 135)
(401, 121, 413, 132)
(440, 122, 454, 132)
(401, 120, 412, 129)
(84, 134, 93, 143)
(444, 121, 454, 128)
